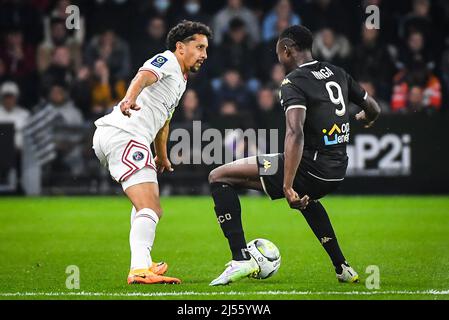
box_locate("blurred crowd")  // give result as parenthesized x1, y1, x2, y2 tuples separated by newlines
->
(1, 0, 449, 153)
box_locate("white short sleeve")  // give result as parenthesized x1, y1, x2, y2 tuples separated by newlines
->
(138, 51, 172, 81)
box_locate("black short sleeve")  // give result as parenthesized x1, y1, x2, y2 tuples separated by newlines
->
(347, 73, 367, 106)
(279, 79, 307, 112)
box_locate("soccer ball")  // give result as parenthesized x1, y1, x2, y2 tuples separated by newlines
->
(247, 238, 281, 279)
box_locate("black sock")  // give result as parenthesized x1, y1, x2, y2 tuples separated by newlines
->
(299, 200, 347, 273)
(210, 182, 250, 261)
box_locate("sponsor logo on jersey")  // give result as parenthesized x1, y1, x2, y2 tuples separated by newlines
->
(132, 151, 145, 161)
(150, 55, 168, 68)
(322, 122, 350, 145)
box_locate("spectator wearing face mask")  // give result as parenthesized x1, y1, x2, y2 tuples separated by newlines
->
(142, 0, 177, 28)
(176, 0, 211, 26)
(131, 0, 176, 37)
(153, 0, 172, 16)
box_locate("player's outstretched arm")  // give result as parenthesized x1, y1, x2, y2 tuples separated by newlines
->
(283, 108, 309, 210)
(355, 95, 381, 128)
(154, 120, 173, 173)
(120, 70, 158, 117)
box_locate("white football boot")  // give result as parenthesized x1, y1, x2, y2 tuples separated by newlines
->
(209, 258, 259, 286)
(336, 263, 359, 283)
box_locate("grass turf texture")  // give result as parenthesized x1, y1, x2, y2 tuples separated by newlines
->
(0, 196, 448, 300)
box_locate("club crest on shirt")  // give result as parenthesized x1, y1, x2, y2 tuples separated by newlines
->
(263, 159, 271, 172)
(151, 55, 168, 68)
(132, 151, 145, 161)
(281, 78, 291, 86)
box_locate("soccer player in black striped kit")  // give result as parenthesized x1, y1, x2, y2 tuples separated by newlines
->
(209, 25, 381, 286)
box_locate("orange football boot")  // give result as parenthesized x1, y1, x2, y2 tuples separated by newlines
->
(127, 268, 181, 285)
(149, 262, 168, 275)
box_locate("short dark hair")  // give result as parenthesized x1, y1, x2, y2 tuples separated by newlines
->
(279, 25, 313, 51)
(166, 20, 213, 52)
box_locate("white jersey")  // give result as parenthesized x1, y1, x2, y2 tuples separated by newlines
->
(94, 50, 187, 144)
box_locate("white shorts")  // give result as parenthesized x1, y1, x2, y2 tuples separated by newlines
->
(92, 125, 157, 191)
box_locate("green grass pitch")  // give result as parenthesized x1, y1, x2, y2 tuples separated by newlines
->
(0, 195, 448, 300)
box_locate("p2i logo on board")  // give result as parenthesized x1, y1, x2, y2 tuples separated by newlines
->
(347, 134, 411, 176)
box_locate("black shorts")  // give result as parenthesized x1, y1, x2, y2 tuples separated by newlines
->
(257, 150, 348, 200)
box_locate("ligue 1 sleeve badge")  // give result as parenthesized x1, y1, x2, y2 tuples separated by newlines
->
(132, 151, 145, 161)
(151, 55, 168, 68)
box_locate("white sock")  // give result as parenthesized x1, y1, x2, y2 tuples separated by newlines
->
(130, 206, 136, 225)
(129, 208, 159, 271)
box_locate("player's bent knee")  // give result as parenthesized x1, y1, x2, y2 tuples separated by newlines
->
(125, 182, 163, 218)
(208, 168, 224, 184)
(135, 205, 163, 218)
(209, 167, 242, 187)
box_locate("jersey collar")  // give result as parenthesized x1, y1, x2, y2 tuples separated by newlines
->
(298, 60, 318, 68)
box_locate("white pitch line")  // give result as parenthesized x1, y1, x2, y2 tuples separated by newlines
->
(0, 290, 449, 297)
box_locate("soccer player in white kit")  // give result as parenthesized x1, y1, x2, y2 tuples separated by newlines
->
(92, 21, 211, 284)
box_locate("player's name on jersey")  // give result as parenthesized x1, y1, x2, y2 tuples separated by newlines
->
(311, 66, 334, 80)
